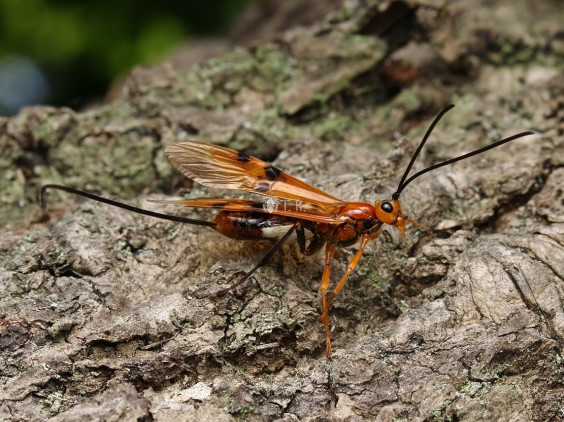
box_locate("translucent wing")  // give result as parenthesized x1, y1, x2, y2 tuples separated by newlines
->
(165, 141, 344, 214)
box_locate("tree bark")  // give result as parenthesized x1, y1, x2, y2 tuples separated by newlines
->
(1, 0, 563, 421)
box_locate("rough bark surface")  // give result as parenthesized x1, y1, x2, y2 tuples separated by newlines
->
(1, 0, 564, 421)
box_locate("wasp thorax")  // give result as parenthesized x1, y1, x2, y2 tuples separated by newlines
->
(341, 203, 376, 221)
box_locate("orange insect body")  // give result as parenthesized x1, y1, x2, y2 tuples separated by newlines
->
(41, 105, 534, 357)
(152, 142, 428, 356)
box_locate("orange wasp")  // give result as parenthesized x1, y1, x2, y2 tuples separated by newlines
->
(41, 105, 534, 356)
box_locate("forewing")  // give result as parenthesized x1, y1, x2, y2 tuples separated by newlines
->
(165, 141, 344, 210)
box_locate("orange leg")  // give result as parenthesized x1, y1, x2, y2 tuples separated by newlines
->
(319, 230, 379, 357)
(326, 235, 370, 309)
(319, 244, 335, 357)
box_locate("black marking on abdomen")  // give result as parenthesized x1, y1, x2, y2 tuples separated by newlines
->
(214, 210, 294, 240)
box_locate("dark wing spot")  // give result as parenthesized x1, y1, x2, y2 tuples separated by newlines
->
(237, 152, 251, 162)
(212, 202, 227, 208)
(255, 182, 271, 192)
(264, 164, 282, 181)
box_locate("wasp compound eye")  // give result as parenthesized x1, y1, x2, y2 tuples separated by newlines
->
(381, 201, 393, 213)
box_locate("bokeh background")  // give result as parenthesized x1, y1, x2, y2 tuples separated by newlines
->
(0, 0, 254, 115)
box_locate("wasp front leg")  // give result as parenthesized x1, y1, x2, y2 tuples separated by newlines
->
(326, 234, 374, 309)
(319, 229, 380, 357)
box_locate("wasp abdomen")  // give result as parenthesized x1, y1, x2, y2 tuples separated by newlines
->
(214, 211, 294, 240)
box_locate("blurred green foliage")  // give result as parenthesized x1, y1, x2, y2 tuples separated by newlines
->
(0, 0, 254, 113)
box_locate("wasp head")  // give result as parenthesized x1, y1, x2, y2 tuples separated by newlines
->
(374, 199, 430, 236)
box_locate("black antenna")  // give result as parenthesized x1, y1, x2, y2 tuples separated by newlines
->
(40, 184, 217, 227)
(392, 106, 535, 200)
